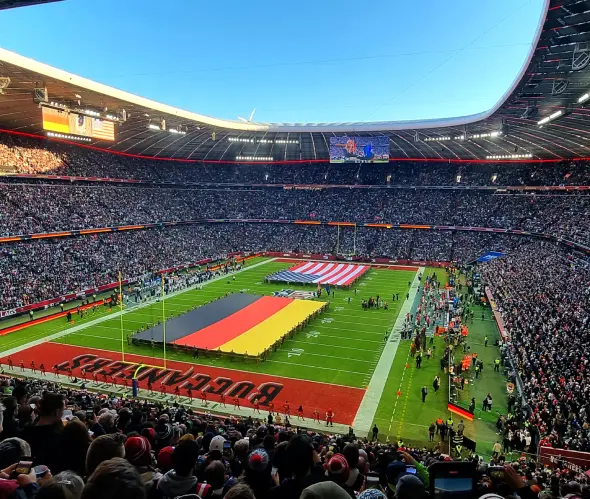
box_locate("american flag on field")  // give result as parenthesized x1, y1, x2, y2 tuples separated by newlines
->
(267, 262, 368, 287)
(92, 119, 115, 141)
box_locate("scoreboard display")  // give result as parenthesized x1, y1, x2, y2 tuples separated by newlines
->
(329, 136, 389, 164)
(42, 107, 116, 141)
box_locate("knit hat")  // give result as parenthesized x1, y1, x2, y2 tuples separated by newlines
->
(142, 427, 156, 445)
(359, 490, 387, 499)
(0, 438, 28, 469)
(209, 435, 226, 453)
(395, 475, 425, 499)
(247, 449, 269, 473)
(157, 446, 175, 471)
(301, 481, 351, 499)
(386, 461, 407, 485)
(325, 453, 350, 484)
(180, 433, 195, 442)
(125, 436, 152, 467)
(156, 422, 172, 441)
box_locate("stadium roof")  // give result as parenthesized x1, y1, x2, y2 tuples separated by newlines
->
(1, 0, 590, 162)
(0, 0, 61, 10)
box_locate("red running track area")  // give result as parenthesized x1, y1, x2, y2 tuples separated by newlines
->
(2, 343, 365, 425)
(173, 296, 293, 349)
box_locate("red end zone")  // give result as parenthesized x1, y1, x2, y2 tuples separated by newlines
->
(4, 343, 364, 425)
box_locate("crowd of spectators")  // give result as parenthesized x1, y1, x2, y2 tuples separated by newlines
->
(0, 375, 588, 499)
(1, 132, 590, 186)
(480, 242, 590, 452)
(0, 225, 530, 310)
(0, 183, 588, 247)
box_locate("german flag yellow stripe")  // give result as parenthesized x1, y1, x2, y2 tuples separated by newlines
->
(219, 300, 325, 356)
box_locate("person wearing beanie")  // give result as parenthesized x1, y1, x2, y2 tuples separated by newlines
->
(230, 439, 250, 478)
(395, 474, 425, 499)
(157, 440, 200, 499)
(125, 436, 161, 488)
(0, 438, 31, 469)
(240, 449, 274, 499)
(325, 454, 355, 498)
(157, 446, 175, 473)
(358, 489, 387, 499)
(301, 481, 351, 499)
(325, 454, 350, 485)
(154, 418, 173, 452)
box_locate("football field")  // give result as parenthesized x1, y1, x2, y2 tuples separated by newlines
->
(1, 256, 495, 447)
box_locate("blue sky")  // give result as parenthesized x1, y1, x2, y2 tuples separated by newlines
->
(0, 0, 545, 123)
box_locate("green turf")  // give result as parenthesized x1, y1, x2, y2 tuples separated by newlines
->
(371, 268, 449, 446)
(5, 258, 414, 389)
(1, 257, 508, 454)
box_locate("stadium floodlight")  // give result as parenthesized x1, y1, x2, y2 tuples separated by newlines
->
(490, 131, 500, 137)
(47, 131, 92, 142)
(578, 93, 589, 104)
(486, 153, 533, 160)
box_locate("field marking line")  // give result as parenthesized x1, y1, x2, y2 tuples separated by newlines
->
(1, 258, 277, 358)
(288, 340, 382, 353)
(266, 359, 368, 377)
(291, 335, 383, 345)
(352, 266, 425, 435)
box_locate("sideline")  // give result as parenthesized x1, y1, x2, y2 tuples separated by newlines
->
(1, 258, 276, 358)
(351, 267, 425, 435)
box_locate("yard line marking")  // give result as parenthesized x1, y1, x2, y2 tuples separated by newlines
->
(266, 359, 368, 377)
(288, 340, 381, 352)
(282, 351, 374, 363)
(291, 335, 383, 344)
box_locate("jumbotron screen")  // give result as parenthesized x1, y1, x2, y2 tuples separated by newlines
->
(42, 107, 116, 141)
(329, 136, 389, 164)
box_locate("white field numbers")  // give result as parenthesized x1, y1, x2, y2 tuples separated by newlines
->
(288, 348, 304, 358)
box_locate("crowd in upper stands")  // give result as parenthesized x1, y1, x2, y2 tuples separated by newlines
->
(1, 132, 590, 186)
(0, 374, 587, 499)
(0, 183, 588, 248)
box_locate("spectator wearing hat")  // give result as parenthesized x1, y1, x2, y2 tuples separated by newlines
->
(198, 435, 231, 477)
(125, 436, 161, 488)
(82, 457, 145, 499)
(157, 440, 199, 499)
(156, 446, 174, 474)
(239, 448, 274, 499)
(36, 470, 84, 499)
(154, 418, 172, 452)
(395, 475, 425, 499)
(0, 438, 31, 470)
(301, 481, 351, 499)
(324, 454, 354, 497)
(230, 439, 250, 478)
(269, 435, 326, 499)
